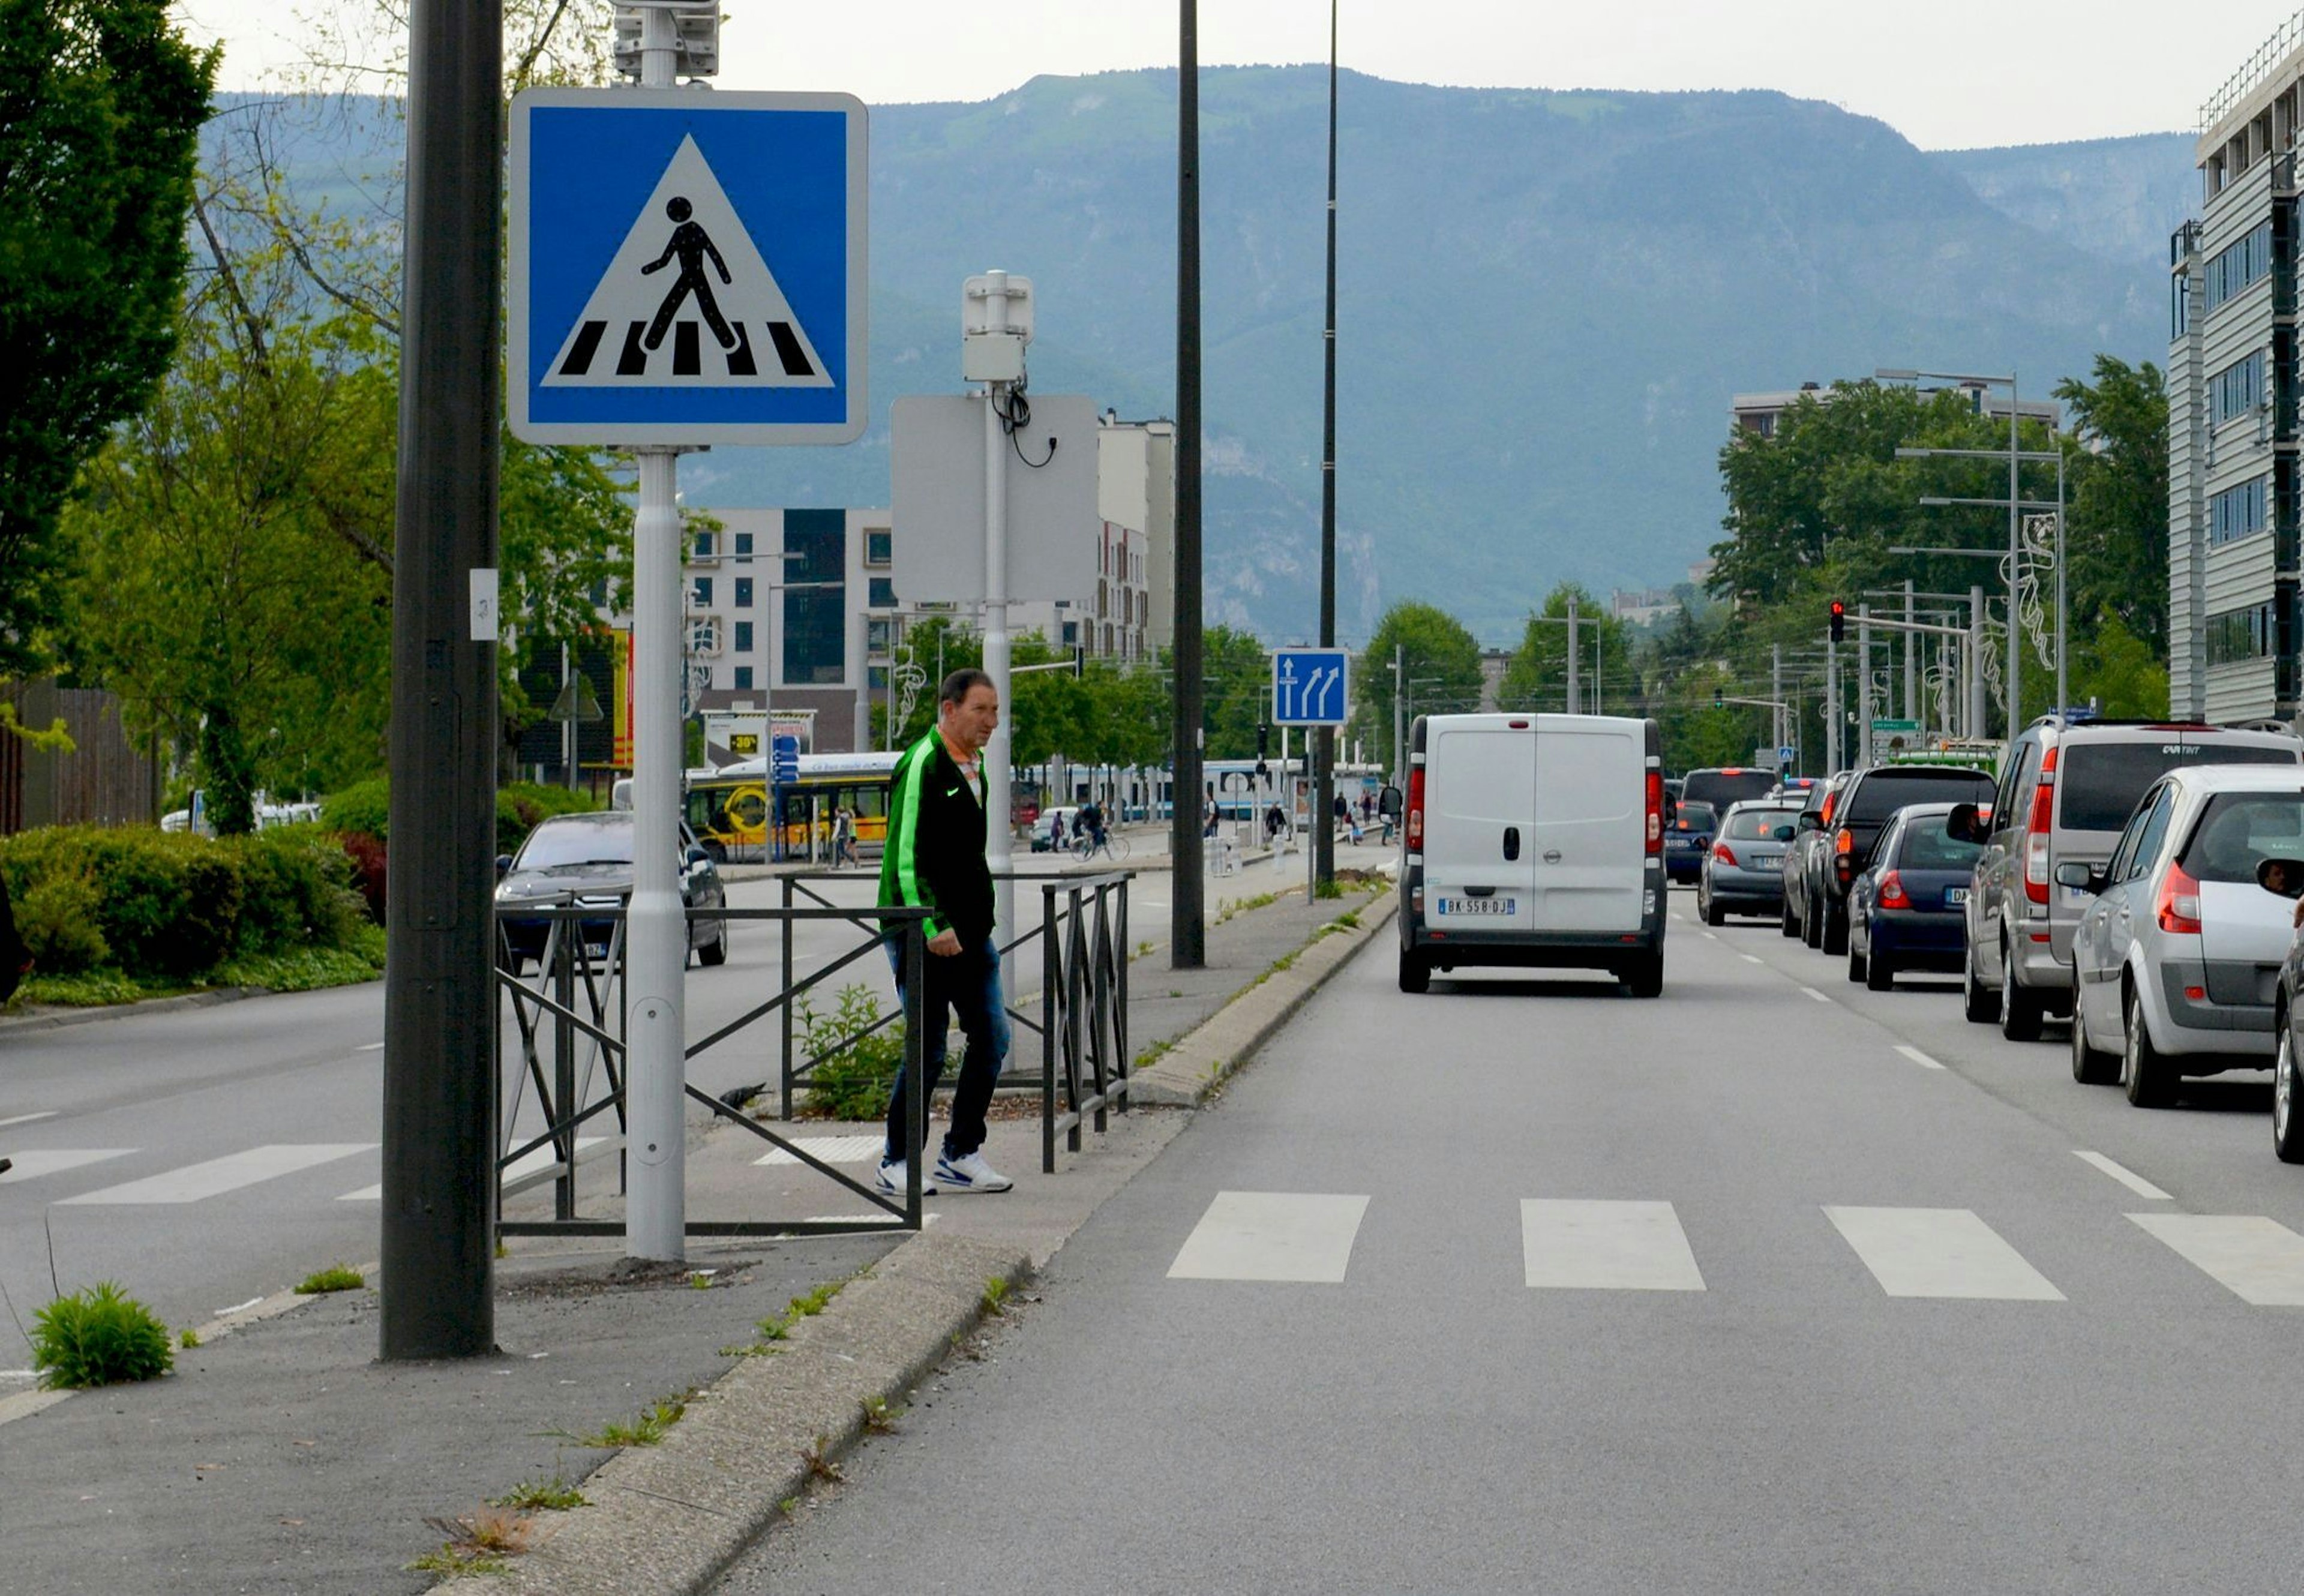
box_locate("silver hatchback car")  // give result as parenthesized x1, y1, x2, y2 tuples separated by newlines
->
(2063, 766, 2304, 1106)
(1697, 799, 1803, 925)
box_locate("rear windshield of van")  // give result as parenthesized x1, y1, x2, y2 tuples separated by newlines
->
(1724, 807, 1799, 842)
(1844, 772, 1993, 823)
(1681, 770, 1777, 811)
(2177, 791, 2304, 883)
(2060, 742, 2300, 833)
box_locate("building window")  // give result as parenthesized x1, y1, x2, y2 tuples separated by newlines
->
(2211, 476, 2272, 545)
(2212, 349, 2266, 425)
(867, 618, 891, 652)
(1062, 620, 1079, 645)
(868, 576, 896, 608)
(865, 529, 892, 567)
(734, 620, 754, 652)
(694, 530, 715, 559)
(734, 577, 754, 607)
(692, 576, 713, 607)
(2206, 602, 2276, 665)
(734, 531, 753, 557)
(782, 508, 846, 684)
(734, 665, 754, 691)
(868, 664, 889, 690)
(2205, 220, 2275, 314)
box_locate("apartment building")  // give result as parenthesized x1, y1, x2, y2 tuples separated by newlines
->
(2169, 13, 2304, 722)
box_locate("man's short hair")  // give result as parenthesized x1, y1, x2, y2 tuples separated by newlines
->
(940, 667, 995, 707)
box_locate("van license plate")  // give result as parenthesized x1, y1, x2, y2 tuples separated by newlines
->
(1439, 898, 1516, 917)
(1945, 887, 1967, 905)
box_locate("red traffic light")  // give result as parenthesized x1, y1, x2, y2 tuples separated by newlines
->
(1828, 600, 1846, 643)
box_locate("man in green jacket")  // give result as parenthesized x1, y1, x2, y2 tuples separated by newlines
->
(877, 669, 1013, 1195)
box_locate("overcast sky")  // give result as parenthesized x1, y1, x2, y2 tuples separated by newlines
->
(176, 1, 2300, 151)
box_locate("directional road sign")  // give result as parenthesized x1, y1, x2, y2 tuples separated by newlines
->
(1272, 648, 1351, 727)
(770, 733, 800, 784)
(507, 88, 867, 447)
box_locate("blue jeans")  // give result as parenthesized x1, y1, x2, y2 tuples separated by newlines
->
(883, 934, 1009, 1163)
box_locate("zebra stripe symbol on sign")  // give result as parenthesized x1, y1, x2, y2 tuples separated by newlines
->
(546, 135, 831, 390)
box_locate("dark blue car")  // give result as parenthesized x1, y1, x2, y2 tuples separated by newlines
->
(1665, 800, 1718, 885)
(1846, 802, 1982, 991)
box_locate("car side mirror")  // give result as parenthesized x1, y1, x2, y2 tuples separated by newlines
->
(1947, 802, 1985, 844)
(2258, 857, 2304, 899)
(2054, 860, 2108, 895)
(1378, 786, 1403, 820)
(1796, 813, 1821, 833)
(685, 845, 710, 868)
(495, 854, 513, 879)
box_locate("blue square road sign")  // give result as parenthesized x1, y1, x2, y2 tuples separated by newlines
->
(1272, 648, 1351, 727)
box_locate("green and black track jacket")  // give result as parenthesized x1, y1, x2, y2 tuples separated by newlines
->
(878, 729, 994, 947)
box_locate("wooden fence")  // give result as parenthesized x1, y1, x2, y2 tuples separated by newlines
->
(1, 680, 160, 835)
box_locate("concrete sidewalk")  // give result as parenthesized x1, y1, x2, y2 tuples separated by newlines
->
(0, 877, 1396, 1595)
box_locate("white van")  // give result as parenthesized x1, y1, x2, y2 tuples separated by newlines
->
(1396, 713, 1666, 996)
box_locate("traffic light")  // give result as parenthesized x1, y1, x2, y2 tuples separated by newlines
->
(1256, 722, 1270, 760)
(1712, 683, 1724, 710)
(1829, 599, 1846, 643)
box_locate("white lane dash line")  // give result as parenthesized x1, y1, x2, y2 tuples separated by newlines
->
(1895, 1045, 1946, 1071)
(0, 1111, 58, 1130)
(2074, 1150, 2171, 1201)
(1740, 953, 1764, 965)
(1701, 931, 1718, 941)
(355, 1042, 385, 1052)
(1799, 985, 1831, 1004)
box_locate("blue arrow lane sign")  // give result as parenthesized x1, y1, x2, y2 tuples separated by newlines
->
(1272, 648, 1351, 727)
(507, 88, 867, 447)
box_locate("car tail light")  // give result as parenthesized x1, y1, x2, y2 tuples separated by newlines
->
(2156, 859, 2203, 935)
(2023, 748, 2058, 906)
(1834, 826, 1855, 884)
(1876, 870, 1910, 910)
(1406, 767, 1426, 851)
(1712, 842, 1738, 866)
(1820, 791, 1837, 825)
(1645, 771, 1664, 855)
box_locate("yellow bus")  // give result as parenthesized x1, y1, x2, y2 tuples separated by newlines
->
(682, 751, 904, 861)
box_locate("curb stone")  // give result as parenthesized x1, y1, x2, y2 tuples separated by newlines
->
(0, 985, 270, 1036)
(1130, 890, 1398, 1107)
(431, 1232, 1031, 1596)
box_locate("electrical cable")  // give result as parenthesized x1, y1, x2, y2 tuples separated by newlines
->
(995, 381, 1057, 469)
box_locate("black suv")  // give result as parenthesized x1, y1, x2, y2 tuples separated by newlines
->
(1791, 763, 1996, 956)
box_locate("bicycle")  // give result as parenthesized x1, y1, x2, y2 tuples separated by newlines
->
(1071, 830, 1130, 863)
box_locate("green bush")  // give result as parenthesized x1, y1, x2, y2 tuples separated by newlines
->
(232, 826, 364, 955)
(497, 782, 598, 856)
(32, 1282, 175, 1388)
(800, 984, 909, 1121)
(16, 873, 110, 973)
(321, 777, 391, 843)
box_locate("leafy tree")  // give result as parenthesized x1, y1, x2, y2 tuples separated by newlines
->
(1499, 584, 1636, 714)
(2055, 357, 2168, 655)
(1355, 601, 1484, 770)
(0, 0, 214, 676)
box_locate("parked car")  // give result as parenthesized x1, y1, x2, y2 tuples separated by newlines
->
(1397, 712, 1666, 997)
(1963, 718, 2303, 1040)
(1781, 772, 1853, 941)
(1697, 799, 1803, 925)
(494, 811, 729, 970)
(2062, 766, 2304, 1104)
(1792, 764, 1995, 956)
(1845, 802, 1984, 991)
(1664, 800, 1718, 884)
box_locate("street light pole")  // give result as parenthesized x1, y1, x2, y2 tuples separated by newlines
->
(1313, 0, 1338, 891)
(1170, 0, 1205, 966)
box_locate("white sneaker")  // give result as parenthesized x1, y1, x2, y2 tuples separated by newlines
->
(875, 1158, 938, 1196)
(934, 1151, 1013, 1193)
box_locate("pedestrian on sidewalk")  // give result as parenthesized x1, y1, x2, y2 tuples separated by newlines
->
(832, 803, 859, 868)
(876, 668, 1014, 1196)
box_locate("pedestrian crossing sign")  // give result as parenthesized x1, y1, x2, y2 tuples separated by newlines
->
(508, 88, 867, 446)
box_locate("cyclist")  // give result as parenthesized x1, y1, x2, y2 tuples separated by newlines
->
(1079, 798, 1106, 854)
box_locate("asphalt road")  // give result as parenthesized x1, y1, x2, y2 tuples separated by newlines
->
(715, 889, 2304, 1595)
(0, 830, 1363, 1370)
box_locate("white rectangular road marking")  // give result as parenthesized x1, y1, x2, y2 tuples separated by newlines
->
(0, 1111, 58, 1130)
(355, 1042, 385, 1052)
(338, 1136, 612, 1201)
(2129, 1214, 2304, 1305)
(0, 1150, 134, 1184)
(1700, 931, 1718, 941)
(1894, 1045, 1946, 1072)
(1825, 1207, 2065, 1300)
(1168, 1192, 1369, 1283)
(755, 1133, 883, 1168)
(1800, 986, 1832, 1004)
(2074, 1151, 2171, 1201)
(60, 1144, 375, 1205)
(1522, 1199, 1705, 1291)
(1740, 953, 1764, 965)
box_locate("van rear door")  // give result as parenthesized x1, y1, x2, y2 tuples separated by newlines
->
(1531, 715, 1645, 932)
(1424, 718, 1538, 929)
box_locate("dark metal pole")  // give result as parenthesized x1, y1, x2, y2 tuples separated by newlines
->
(1313, 1, 1339, 890)
(380, 0, 503, 1360)
(1170, 2, 1205, 967)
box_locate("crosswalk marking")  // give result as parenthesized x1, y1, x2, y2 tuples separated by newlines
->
(0, 1150, 134, 1184)
(1168, 1192, 1369, 1283)
(340, 1136, 613, 1201)
(59, 1144, 374, 1205)
(1522, 1199, 1705, 1291)
(2073, 1151, 2171, 1201)
(2129, 1214, 2304, 1305)
(755, 1134, 883, 1168)
(1825, 1206, 2064, 1300)
(0, 1111, 59, 1130)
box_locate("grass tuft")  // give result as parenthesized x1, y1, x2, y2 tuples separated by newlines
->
(295, 1264, 365, 1295)
(492, 1477, 587, 1512)
(31, 1282, 174, 1388)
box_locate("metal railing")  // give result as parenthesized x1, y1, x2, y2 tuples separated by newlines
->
(493, 901, 932, 1238)
(2203, 8, 2304, 135)
(771, 868, 1135, 1172)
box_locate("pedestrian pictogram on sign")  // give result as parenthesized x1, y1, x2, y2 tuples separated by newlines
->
(545, 136, 832, 391)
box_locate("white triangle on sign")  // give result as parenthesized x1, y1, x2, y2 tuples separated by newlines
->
(544, 134, 834, 389)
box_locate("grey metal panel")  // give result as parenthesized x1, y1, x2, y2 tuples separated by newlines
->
(2206, 658, 2279, 722)
(2205, 535, 2279, 612)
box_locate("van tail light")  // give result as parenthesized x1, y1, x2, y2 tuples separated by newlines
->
(1712, 842, 1738, 866)
(2156, 860, 2203, 936)
(1405, 767, 1425, 851)
(1876, 870, 1910, 910)
(1645, 771, 1664, 855)
(2023, 748, 2058, 905)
